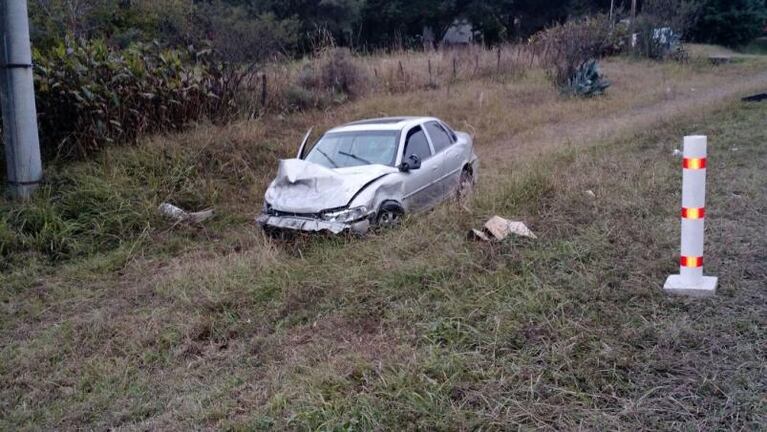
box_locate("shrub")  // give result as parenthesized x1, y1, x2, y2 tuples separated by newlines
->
(284, 85, 319, 111)
(33, 38, 247, 159)
(188, 5, 300, 63)
(318, 48, 365, 97)
(532, 15, 614, 95)
(290, 47, 367, 111)
(631, 0, 699, 59)
(566, 60, 611, 97)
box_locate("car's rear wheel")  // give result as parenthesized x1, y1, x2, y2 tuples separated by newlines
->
(376, 202, 404, 229)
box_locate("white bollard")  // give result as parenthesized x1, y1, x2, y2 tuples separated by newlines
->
(664, 136, 718, 296)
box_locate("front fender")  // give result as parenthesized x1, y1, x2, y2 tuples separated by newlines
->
(348, 174, 406, 215)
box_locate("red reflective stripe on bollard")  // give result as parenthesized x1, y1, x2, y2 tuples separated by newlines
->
(680, 256, 703, 268)
(683, 157, 706, 170)
(681, 207, 705, 219)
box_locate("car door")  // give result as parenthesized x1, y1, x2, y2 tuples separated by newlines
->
(424, 121, 464, 197)
(400, 125, 442, 212)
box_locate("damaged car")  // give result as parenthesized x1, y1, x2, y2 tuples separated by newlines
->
(257, 117, 479, 235)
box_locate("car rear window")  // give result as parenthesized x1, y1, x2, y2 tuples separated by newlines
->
(425, 121, 453, 153)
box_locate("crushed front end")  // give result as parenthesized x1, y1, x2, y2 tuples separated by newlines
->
(256, 203, 373, 235)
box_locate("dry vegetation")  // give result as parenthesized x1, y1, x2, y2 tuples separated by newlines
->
(245, 44, 533, 114)
(1, 45, 767, 430)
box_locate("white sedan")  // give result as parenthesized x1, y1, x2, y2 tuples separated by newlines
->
(257, 116, 479, 234)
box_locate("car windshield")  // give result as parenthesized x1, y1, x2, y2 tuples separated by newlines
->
(305, 131, 399, 169)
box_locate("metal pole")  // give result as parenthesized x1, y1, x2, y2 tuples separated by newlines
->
(1, 0, 43, 199)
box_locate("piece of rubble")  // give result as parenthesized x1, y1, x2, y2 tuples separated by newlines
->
(158, 203, 214, 224)
(481, 216, 537, 241)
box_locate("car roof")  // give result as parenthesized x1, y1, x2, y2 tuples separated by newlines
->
(327, 117, 438, 133)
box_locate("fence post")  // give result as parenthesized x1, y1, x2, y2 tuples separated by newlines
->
(260, 73, 267, 110)
(496, 48, 501, 76)
(428, 58, 433, 87)
(664, 135, 718, 296)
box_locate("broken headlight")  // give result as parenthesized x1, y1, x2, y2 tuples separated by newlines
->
(321, 206, 369, 224)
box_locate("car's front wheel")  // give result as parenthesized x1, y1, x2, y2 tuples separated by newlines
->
(457, 168, 474, 202)
(376, 202, 404, 229)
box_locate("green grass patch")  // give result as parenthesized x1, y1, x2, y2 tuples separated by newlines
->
(2, 102, 766, 430)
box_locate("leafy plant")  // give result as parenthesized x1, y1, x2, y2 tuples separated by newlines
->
(531, 15, 614, 96)
(566, 60, 611, 97)
(33, 38, 247, 159)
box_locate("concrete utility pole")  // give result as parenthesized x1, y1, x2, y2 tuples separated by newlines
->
(0, 0, 43, 199)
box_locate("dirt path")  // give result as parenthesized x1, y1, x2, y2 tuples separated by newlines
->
(482, 70, 767, 172)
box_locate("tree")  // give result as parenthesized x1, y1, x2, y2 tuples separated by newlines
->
(28, 0, 193, 49)
(691, 0, 767, 47)
(189, 2, 300, 62)
(251, 0, 366, 49)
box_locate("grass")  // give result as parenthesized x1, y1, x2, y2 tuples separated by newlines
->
(249, 44, 533, 114)
(1, 47, 767, 430)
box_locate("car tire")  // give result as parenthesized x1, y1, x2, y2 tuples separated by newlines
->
(457, 168, 474, 202)
(376, 202, 404, 229)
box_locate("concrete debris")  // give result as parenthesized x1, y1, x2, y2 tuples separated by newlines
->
(158, 203, 214, 224)
(470, 216, 537, 242)
(468, 228, 491, 242)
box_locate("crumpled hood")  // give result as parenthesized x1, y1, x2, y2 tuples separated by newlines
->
(264, 159, 398, 213)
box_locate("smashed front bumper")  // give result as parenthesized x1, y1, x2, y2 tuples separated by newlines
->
(256, 214, 370, 235)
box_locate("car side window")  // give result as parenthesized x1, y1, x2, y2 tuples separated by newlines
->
(404, 126, 432, 161)
(425, 121, 453, 153)
(441, 122, 458, 142)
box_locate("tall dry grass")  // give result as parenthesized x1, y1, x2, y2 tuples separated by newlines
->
(243, 44, 537, 115)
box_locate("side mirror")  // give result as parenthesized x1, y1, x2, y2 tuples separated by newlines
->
(399, 154, 422, 172)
